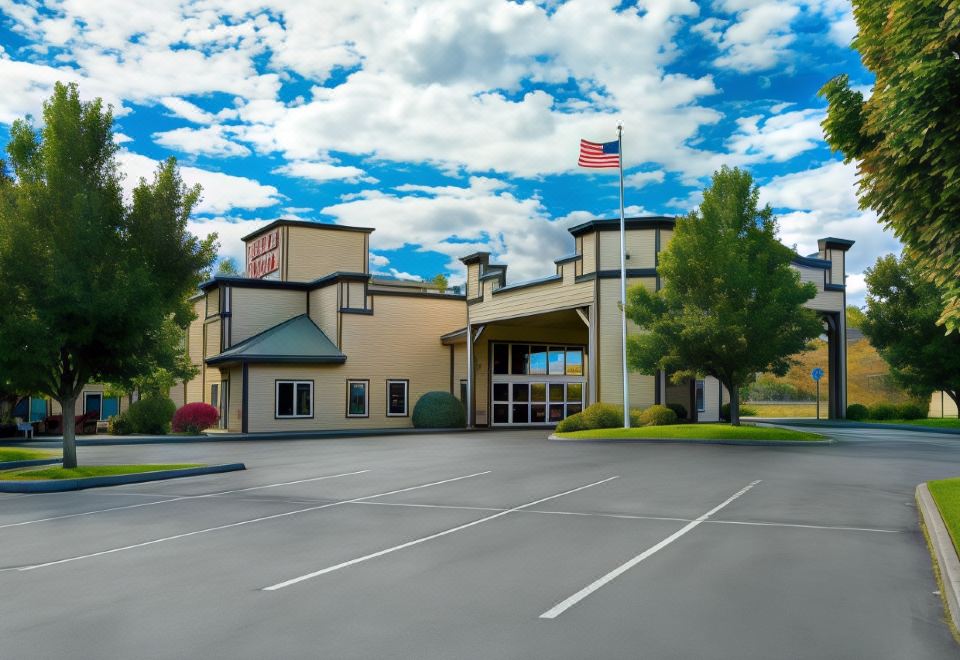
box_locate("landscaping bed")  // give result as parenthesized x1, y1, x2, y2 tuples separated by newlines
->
(928, 477, 960, 555)
(0, 448, 59, 463)
(0, 464, 201, 480)
(553, 423, 825, 442)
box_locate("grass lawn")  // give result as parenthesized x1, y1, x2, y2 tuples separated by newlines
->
(0, 447, 59, 463)
(0, 464, 202, 480)
(554, 423, 825, 441)
(746, 403, 818, 418)
(928, 477, 960, 555)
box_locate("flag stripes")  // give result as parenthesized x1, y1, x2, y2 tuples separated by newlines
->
(578, 139, 620, 168)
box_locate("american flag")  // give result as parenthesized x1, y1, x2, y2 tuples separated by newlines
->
(578, 138, 620, 168)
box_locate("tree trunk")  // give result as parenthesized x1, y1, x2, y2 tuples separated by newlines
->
(729, 384, 741, 426)
(60, 394, 78, 469)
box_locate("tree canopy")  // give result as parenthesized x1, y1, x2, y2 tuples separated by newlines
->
(861, 253, 960, 409)
(0, 82, 216, 466)
(625, 166, 823, 425)
(820, 0, 960, 331)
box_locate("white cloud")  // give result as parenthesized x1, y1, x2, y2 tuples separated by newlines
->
(159, 97, 239, 125)
(707, 1, 800, 73)
(624, 170, 666, 189)
(321, 176, 581, 282)
(727, 109, 824, 162)
(369, 253, 390, 267)
(153, 125, 251, 158)
(272, 160, 374, 184)
(187, 216, 271, 270)
(117, 150, 282, 215)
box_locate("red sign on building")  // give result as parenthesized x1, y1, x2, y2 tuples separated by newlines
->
(247, 229, 280, 279)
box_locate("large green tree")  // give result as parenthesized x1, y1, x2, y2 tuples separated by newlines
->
(862, 253, 960, 413)
(0, 82, 216, 467)
(820, 0, 960, 331)
(625, 166, 824, 425)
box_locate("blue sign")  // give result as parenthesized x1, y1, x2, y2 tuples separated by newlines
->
(811, 367, 824, 382)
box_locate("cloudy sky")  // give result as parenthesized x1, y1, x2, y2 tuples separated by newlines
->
(0, 0, 892, 302)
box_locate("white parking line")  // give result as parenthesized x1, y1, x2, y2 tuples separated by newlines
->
(263, 475, 619, 591)
(353, 500, 899, 533)
(539, 480, 761, 619)
(0, 470, 372, 530)
(17, 471, 489, 571)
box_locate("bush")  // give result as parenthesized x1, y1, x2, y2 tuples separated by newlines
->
(666, 403, 687, 420)
(555, 403, 642, 431)
(412, 391, 466, 428)
(868, 403, 899, 420)
(721, 403, 758, 420)
(896, 402, 928, 420)
(109, 413, 132, 435)
(638, 405, 678, 426)
(124, 396, 176, 435)
(173, 402, 220, 433)
(846, 403, 869, 420)
(555, 412, 587, 433)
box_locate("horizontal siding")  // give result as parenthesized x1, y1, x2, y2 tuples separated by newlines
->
(247, 295, 464, 432)
(206, 287, 220, 316)
(467, 265, 480, 300)
(286, 226, 367, 281)
(470, 279, 593, 324)
(598, 228, 657, 271)
(930, 392, 959, 417)
(308, 286, 339, 346)
(228, 367, 242, 431)
(598, 277, 656, 409)
(231, 288, 305, 345)
(582, 232, 597, 274)
(659, 228, 673, 251)
(205, 319, 222, 357)
(794, 264, 844, 312)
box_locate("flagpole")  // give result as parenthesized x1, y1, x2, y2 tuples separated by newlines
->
(618, 123, 630, 428)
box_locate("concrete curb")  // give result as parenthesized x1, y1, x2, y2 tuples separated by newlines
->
(0, 458, 61, 469)
(547, 434, 834, 446)
(916, 483, 960, 635)
(1, 427, 477, 447)
(0, 463, 246, 493)
(749, 419, 960, 436)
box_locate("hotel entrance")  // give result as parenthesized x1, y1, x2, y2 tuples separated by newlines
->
(490, 342, 586, 426)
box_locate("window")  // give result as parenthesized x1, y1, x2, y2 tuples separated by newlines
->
(565, 349, 584, 376)
(84, 393, 102, 420)
(548, 348, 565, 375)
(347, 380, 368, 417)
(459, 380, 468, 404)
(492, 344, 509, 375)
(695, 379, 705, 412)
(386, 380, 408, 416)
(210, 383, 219, 410)
(276, 381, 313, 418)
(101, 396, 119, 421)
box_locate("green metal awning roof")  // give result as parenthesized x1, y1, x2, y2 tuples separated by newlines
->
(206, 315, 346, 365)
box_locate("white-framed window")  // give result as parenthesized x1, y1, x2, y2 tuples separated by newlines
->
(695, 379, 705, 412)
(347, 380, 369, 418)
(276, 380, 313, 418)
(386, 380, 408, 417)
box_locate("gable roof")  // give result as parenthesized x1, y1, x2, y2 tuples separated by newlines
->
(206, 315, 346, 365)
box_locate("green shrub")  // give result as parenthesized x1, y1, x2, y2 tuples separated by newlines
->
(108, 412, 132, 435)
(846, 403, 869, 420)
(639, 405, 678, 426)
(868, 403, 899, 420)
(666, 403, 687, 420)
(124, 396, 176, 435)
(555, 412, 587, 433)
(896, 402, 928, 420)
(412, 391, 466, 428)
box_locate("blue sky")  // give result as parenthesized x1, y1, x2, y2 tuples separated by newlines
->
(0, 0, 892, 303)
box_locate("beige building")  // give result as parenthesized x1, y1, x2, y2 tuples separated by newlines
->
(930, 392, 960, 418)
(170, 217, 853, 432)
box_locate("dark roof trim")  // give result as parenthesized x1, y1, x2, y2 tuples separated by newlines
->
(818, 237, 855, 252)
(207, 355, 347, 366)
(824, 283, 846, 292)
(459, 251, 491, 265)
(199, 276, 310, 292)
(568, 216, 676, 237)
(440, 327, 467, 345)
(370, 289, 466, 301)
(792, 255, 831, 269)
(554, 253, 582, 265)
(307, 271, 371, 288)
(576, 268, 659, 283)
(493, 274, 562, 294)
(479, 271, 505, 281)
(241, 219, 374, 242)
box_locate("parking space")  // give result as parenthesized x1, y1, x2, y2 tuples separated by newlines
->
(1, 428, 959, 659)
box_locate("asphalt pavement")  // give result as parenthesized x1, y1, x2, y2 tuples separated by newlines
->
(1, 425, 958, 659)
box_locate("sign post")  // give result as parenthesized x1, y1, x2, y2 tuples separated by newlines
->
(811, 367, 824, 420)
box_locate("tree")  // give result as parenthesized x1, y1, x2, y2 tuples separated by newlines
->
(820, 1, 960, 332)
(846, 305, 867, 330)
(625, 166, 823, 425)
(431, 273, 449, 292)
(217, 257, 239, 276)
(0, 82, 216, 467)
(861, 253, 960, 413)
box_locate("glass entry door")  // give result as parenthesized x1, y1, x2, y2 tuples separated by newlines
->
(490, 342, 586, 426)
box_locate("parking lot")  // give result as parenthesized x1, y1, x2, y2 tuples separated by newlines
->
(1, 427, 959, 659)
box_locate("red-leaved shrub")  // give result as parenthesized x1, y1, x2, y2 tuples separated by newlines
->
(172, 402, 219, 433)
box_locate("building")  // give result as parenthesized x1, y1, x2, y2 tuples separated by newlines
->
(930, 391, 959, 418)
(173, 217, 852, 432)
